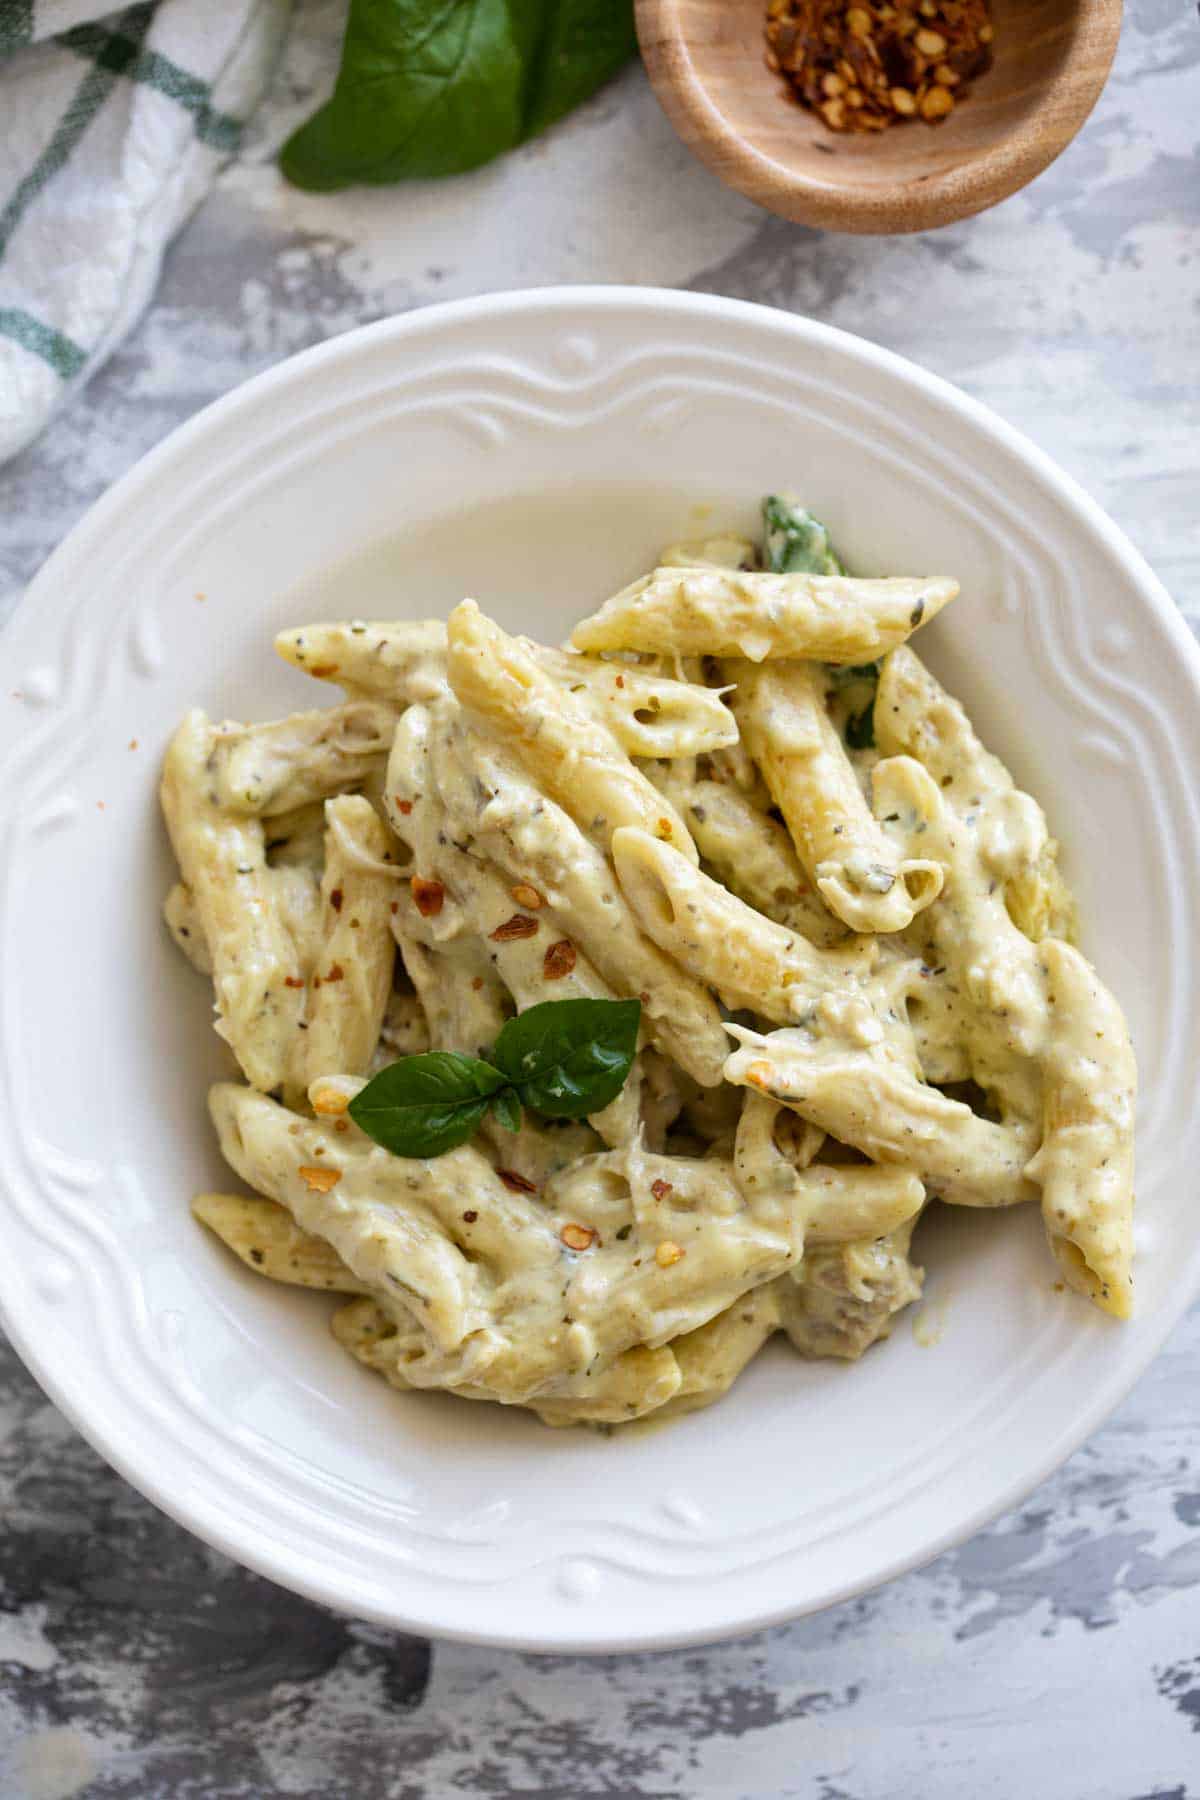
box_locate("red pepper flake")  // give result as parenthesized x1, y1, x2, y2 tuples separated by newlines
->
(334, 1119, 349, 1134)
(499, 1169, 538, 1194)
(299, 1165, 341, 1194)
(463, 1209, 478, 1223)
(330, 887, 344, 913)
(310, 663, 339, 678)
(561, 1222, 598, 1251)
(615, 674, 625, 688)
(471, 976, 484, 991)
(490, 914, 538, 941)
(411, 877, 445, 917)
(543, 939, 577, 980)
(284, 976, 305, 989)
(651, 1178, 674, 1201)
(397, 799, 413, 815)
(128, 738, 138, 751)
(510, 882, 544, 910)
(390, 901, 399, 914)
(325, 962, 345, 983)
(656, 816, 673, 838)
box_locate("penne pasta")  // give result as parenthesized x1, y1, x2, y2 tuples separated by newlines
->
(644, 761, 848, 947)
(161, 710, 308, 1093)
(733, 1090, 925, 1246)
(432, 711, 731, 1086)
(330, 1296, 685, 1427)
(570, 567, 957, 663)
(725, 1022, 1037, 1208)
(1025, 940, 1136, 1318)
(163, 881, 211, 975)
(210, 1082, 487, 1355)
(612, 827, 875, 1023)
(647, 1285, 782, 1421)
(192, 1192, 366, 1292)
(730, 660, 943, 934)
(536, 645, 738, 760)
(207, 702, 398, 816)
(302, 796, 397, 1088)
(876, 646, 1076, 945)
(446, 599, 698, 863)
(275, 619, 450, 703)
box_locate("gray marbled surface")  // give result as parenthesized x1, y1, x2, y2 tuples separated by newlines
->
(2, 3, 1198, 1795)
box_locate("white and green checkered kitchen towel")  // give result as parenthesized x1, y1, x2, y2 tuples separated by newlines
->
(0, 0, 290, 465)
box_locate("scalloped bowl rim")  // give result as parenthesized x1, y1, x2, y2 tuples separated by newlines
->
(0, 287, 1196, 1652)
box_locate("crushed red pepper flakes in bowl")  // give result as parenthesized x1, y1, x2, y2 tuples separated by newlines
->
(765, 0, 994, 133)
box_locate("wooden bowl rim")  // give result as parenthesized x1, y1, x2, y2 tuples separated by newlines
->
(635, 0, 1123, 234)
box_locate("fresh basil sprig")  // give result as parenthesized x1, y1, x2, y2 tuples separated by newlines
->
(347, 997, 641, 1159)
(281, 0, 638, 193)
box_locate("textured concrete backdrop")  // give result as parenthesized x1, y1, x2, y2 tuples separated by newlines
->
(1, 2, 1198, 1794)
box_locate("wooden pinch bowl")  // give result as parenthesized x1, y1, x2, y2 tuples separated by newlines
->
(635, 0, 1122, 234)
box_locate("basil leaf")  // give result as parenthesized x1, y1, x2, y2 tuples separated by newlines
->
(348, 1052, 509, 1158)
(492, 997, 641, 1119)
(522, 0, 638, 138)
(281, 0, 637, 193)
(489, 1086, 523, 1134)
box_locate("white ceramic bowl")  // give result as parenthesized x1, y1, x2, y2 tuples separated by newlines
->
(2, 289, 1196, 1653)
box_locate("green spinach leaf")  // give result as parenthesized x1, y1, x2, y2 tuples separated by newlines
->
(282, 0, 637, 192)
(762, 495, 846, 577)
